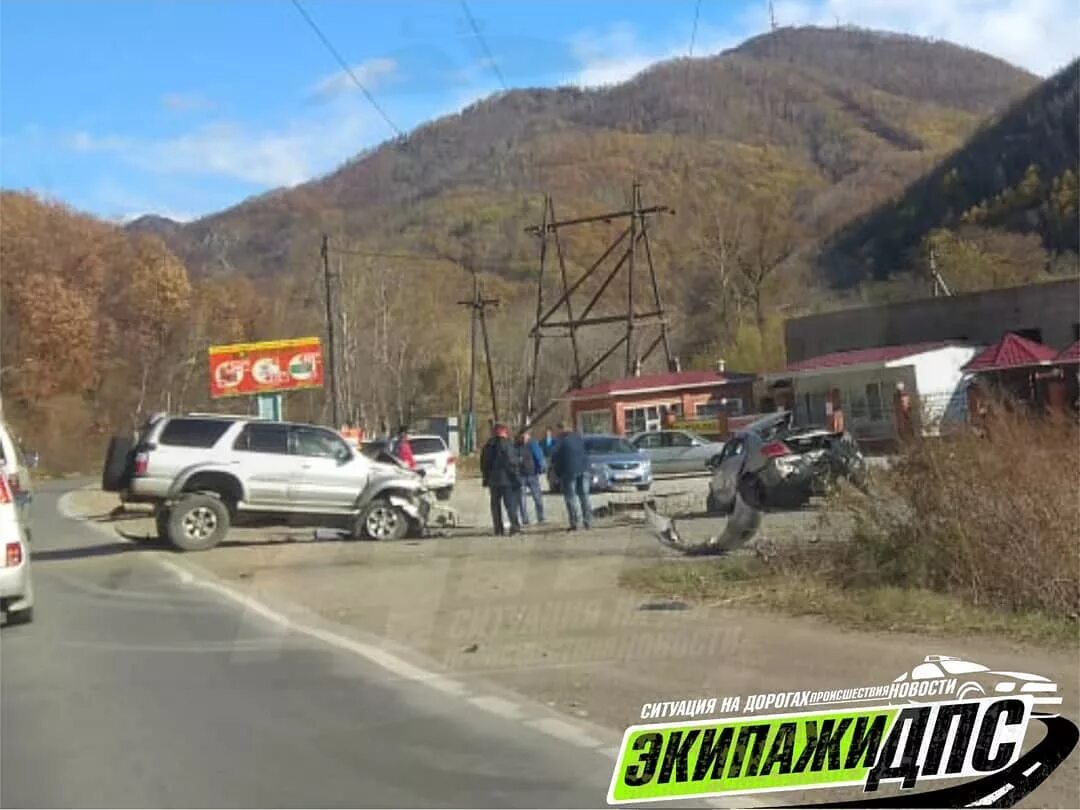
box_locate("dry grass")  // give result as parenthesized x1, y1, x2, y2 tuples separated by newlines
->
(816, 407, 1079, 617)
(621, 405, 1079, 645)
(619, 560, 1077, 645)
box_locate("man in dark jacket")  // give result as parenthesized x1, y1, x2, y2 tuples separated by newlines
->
(550, 422, 592, 531)
(515, 429, 546, 525)
(480, 423, 522, 536)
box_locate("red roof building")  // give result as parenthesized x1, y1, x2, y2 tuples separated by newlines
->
(562, 368, 755, 436)
(1054, 340, 1080, 364)
(962, 333, 1058, 373)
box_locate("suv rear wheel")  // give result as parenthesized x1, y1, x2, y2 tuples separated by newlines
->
(357, 498, 408, 541)
(167, 494, 230, 551)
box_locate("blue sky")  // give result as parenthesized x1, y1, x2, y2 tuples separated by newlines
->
(1, 0, 1076, 222)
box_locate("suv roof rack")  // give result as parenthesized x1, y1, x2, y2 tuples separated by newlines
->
(183, 412, 269, 420)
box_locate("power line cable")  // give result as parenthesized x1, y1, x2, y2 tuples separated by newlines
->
(459, 0, 507, 91)
(288, 0, 403, 137)
(688, 0, 703, 57)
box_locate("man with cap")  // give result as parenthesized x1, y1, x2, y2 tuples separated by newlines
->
(480, 422, 522, 536)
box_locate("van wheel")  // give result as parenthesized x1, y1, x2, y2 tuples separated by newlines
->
(167, 494, 230, 551)
(5, 606, 34, 626)
(359, 498, 408, 541)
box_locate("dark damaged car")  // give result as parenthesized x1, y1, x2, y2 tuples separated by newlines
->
(705, 410, 867, 513)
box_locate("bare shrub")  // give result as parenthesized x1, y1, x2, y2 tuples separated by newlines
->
(808, 405, 1079, 617)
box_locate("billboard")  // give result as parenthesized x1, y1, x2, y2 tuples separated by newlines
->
(208, 337, 324, 399)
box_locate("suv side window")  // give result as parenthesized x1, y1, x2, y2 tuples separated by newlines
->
(233, 423, 289, 454)
(159, 418, 231, 448)
(291, 426, 349, 459)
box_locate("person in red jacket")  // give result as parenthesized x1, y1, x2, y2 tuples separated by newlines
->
(392, 426, 416, 469)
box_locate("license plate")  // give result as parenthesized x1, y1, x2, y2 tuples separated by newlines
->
(613, 472, 636, 481)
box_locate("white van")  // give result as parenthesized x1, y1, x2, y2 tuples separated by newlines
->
(0, 420, 34, 625)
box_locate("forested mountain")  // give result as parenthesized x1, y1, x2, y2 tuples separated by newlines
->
(4, 27, 1075, 472)
(823, 58, 1079, 287)
(147, 26, 1038, 290)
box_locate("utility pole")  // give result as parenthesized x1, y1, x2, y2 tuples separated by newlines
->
(458, 275, 500, 448)
(929, 246, 952, 298)
(321, 234, 341, 428)
(769, 0, 778, 30)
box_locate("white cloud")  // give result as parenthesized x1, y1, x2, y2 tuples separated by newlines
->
(567, 21, 744, 88)
(768, 0, 1079, 76)
(68, 106, 379, 188)
(568, 1, 1076, 92)
(161, 92, 215, 112)
(570, 24, 660, 87)
(308, 57, 399, 101)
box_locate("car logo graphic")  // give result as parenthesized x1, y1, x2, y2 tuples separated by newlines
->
(893, 654, 1061, 714)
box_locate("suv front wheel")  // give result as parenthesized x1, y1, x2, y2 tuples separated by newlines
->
(167, 494, 231, 551)
(356, 498, 408, 541)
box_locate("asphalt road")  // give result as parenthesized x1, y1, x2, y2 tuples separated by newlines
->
(0, 481, 618, 808)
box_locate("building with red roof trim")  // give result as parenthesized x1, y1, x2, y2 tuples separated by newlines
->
(1054, 341, 1080, 364)
(962, 333, 1059, 373)
(561, 366, 756, 436)
(763, 341, 982, 443)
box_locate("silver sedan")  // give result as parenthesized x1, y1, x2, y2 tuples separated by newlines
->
(628, 429, 725, 475)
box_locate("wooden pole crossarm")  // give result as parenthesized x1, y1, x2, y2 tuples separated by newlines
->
(542, 311, 666, 329)
(525, 205, 673, 234)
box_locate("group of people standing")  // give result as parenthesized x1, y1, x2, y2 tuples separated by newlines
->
(480, 423, 593, 536)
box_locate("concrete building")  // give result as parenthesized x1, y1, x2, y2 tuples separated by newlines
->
(784, 279, 1080, 364)
(562, 369, 755, 436)
(763, 342, 981, 444)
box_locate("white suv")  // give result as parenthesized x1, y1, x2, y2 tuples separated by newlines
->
(408, 435, 456, 500)
(103, 414, 433, 551)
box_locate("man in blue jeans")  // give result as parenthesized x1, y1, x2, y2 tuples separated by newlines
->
(551, 422, 592, 531)
(515, 429, 546, 525)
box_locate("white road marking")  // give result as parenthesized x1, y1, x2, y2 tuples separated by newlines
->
(57, 490, 623, 759)
(468, 695, 525, 719)
(1022, 761, 1042, 778)
(969, 783, 1014, 806)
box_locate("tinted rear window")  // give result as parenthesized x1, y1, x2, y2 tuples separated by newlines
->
(233, 423, 289, 454)
(410, 437, 446, 455)
(158, 419, 231, 448)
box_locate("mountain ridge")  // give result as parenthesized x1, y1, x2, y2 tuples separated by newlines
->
(135, 26, 1039, 288)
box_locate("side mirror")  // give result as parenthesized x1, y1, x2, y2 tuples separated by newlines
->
(26, 451, 39, 469)
(336, 447, 352, 464)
